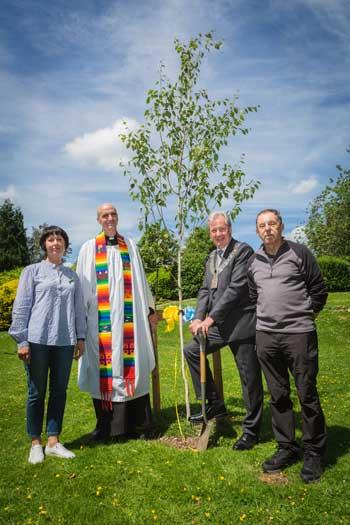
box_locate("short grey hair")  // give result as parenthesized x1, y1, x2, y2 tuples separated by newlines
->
(208, 211, 232, 228)
(256, 208, 283, 225)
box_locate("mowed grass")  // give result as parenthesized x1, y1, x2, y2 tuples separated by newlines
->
(0, 293, 349, 525)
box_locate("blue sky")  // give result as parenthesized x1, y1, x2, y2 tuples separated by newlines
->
(1, 0, 349, 260)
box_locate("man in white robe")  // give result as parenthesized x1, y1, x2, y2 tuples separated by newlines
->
(76, 203, 155, 440)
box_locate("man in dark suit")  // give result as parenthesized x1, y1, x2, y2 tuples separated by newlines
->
(184, 211, 263, 450)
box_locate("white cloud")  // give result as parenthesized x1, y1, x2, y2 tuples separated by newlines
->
(64, 118, 138, 171)
(286, 225, 307, 244)
(0, 185, 17, 200)
(290, 177, 318, 194)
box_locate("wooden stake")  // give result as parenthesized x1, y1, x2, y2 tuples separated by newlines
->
(150, 316, 161, 412)
(212, 350, 224, 401)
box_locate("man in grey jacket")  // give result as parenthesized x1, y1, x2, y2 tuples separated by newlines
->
(247, 209, 328, 483)
(184, 211, 263, 450)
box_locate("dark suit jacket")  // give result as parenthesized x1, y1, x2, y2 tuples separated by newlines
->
(194, 238, 256, 342)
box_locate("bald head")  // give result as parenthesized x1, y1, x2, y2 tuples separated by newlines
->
(97, 203, 118, 236)
(97, 203, 118, 219)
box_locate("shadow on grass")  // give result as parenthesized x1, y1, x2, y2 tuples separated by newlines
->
(154, 396, 275, 446)
(153, 399, 254, 437)
(66, 401, 350, 460)
(326, 425, 350, 466)
(293, 413, 349, 465)
(64, 404, 190, 451)
(225, 393, 275, 445)
(65, 401, 242, 451)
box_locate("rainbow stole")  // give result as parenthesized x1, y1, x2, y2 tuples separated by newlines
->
(95, 232, 135, 409)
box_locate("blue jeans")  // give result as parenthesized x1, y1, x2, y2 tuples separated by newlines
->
(25, 343, 74, 438)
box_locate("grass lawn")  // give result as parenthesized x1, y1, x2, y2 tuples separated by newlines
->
(0, 293, 349, 525)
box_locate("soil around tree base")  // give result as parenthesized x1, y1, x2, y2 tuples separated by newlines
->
(159, 435, 201, 451)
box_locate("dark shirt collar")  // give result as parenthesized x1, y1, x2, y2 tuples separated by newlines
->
(105, 234, 118, 246)
(220, 238, 235, 258)
(260, 238, 288, 259)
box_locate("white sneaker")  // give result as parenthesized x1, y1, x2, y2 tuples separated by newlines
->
(45, 443, 76, 459)
(29, 444, 44, 464)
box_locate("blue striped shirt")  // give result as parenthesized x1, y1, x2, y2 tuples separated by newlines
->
(9, 260, 86, 347)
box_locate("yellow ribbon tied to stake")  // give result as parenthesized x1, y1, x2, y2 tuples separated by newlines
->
(162, 305, 179, 332)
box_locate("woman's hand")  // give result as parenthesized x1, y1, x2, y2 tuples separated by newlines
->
(74, 339, 85, 360)
(18, 346, 30, 363)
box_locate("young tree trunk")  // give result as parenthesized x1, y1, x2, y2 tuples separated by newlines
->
(177, 241, 190, 420)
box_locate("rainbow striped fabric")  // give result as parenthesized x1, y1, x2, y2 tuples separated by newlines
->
(95, 232, 135, 409)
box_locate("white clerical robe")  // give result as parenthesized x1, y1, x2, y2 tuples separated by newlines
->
(76, 237, 155, 402)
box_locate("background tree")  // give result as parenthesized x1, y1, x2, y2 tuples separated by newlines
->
(27, 223, 49, 263)
(0, 199, 30, 272)
(138, 221, 177, 274)
(181, 226, 214, 299)
(304, 149, 350, 257)
(120, 33, 260, 417)
(138, 221, 178, 301)
(142, 225, 214, 301)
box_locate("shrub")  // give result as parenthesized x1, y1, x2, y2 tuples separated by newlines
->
(0, 279, 19, 331)
(0, 267, 23, 286)
(147, 267, 178, 302)
(318, 256, 350, 292)
(181, 251, 206, 299)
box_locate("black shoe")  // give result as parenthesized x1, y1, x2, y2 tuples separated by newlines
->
(233, 433, 258, 451)
(126, 431, 151, 440)
(188, 403, 228, 425)
(89, 428, 110, 442)
(301, 452, 324, 483)
(263, 445, 301, 473)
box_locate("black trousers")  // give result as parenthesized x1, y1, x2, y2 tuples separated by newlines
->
(184, 327, 263, 437)
(93, 394, 152, 437)
(256, 330, 327, 455)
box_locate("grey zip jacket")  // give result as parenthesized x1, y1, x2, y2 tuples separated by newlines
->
(247, 240, 328, 333)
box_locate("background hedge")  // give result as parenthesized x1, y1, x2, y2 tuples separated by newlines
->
(317, 256, 350, 292)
